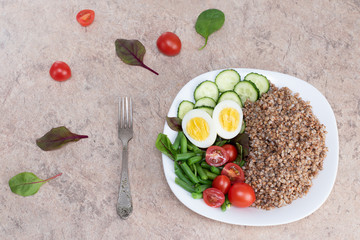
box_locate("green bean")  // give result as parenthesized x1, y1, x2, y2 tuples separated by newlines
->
(221, 195, 231, 212)
(198, 178, 212, 185)
(180, 133, 187, 154)
(187, 142, 203, 153)
(175, 177, 195, 193)
(203, 169, 218, 180)
(200, 161, 211, 169)
(192, 163, 197, 176)
(179, 162, 199, 184)
(239, 159, 246, 167)
(174, 162, 193, 186)
(175, 152, 196, 161)
(195, 184, 211, 193)
(210, 166, 221, 175)
(187, 155, 202, 165)
(195, 162, 208, 180)
(191, 192, 203, 199)
(172, 132, 182, 151)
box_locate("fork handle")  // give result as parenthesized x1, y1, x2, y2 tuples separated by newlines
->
(116, 145, 133, 219)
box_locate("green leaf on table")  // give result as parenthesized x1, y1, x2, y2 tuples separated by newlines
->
(195, 9, 225, 50)
(36, 126, 88, 151)
(115, 39, 159, 75)
(155, 133, 176, 160)
(166, 116, 182, 132)
(9, 172, 62, 197)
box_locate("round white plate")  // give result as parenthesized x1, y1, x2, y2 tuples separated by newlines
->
(162, 68, 339, 226)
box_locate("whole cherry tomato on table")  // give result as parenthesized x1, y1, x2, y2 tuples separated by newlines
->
(76, 9, 95, 27)
(228, 182, 256, 208)
(156, 32, 181, 56)
(222, 144, 238, 162)
(49, 61, 71, 82)
(205, 146, 229, 167)
(212, 175, 231, 194)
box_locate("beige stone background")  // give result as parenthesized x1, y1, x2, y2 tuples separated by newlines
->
(0, 0, 359, 239)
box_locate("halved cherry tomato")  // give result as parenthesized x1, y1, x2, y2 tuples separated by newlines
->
(222, 144, 238, 162)
(156, 32, 181, 56)
(203, 188, 225, 208)
(76, 9, 95, 27)
(212, 175, 231, 194)
(49, 61, 71, 82)
(221, 163, 245, 184)
(205, 146, 229, 167)
(228, 182, 256, 208)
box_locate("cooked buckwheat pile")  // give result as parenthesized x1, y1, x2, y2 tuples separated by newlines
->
(242, 83, 328, 210)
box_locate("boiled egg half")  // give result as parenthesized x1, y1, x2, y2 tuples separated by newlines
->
(212, 100, 243, 139)
(182, 109, 217, 148)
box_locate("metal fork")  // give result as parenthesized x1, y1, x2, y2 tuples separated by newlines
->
(116, 97, 133, 219)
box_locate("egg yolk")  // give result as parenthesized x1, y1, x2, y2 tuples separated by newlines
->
(219, 108, 240, 132)
(186, 117, 209, 141)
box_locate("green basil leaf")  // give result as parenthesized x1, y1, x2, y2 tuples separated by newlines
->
(115, 39, 159, 75)
(9, 172, 62, 197)
(155, 133, 176, 160)
(166, 116, 182, 132)
(36, 126, 88, 151)
(195, 9, 225, 50)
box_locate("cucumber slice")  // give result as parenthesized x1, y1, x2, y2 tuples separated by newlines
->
(244, 72, 270, 95)
(215, 69, 241, 92)
(218, 90, 243, 107)
(194, 80, 219, 102)
(194, 106, 214, 117)
(234, 80, 260, 103)
(194, 97, 216, 108)
(177, 100, 194, 119)
(240, 120, 246, 134)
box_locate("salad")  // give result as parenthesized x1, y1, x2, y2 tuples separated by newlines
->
(156, 69, 270, 211)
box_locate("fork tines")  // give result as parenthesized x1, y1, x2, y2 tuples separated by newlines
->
(118, 97, 133, 129)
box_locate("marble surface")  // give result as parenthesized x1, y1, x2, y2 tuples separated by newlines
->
(0, 0, 359, 239)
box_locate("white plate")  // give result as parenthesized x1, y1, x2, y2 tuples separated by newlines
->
(162, 68, 338, 226)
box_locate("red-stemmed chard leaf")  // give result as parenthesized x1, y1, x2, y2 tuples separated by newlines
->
(230, 132, 250, 158)
(9, 172, 62, 197)
(166, 116, 182, 132)
(36, 126, 88, 151)
(115, 39, 159, 75)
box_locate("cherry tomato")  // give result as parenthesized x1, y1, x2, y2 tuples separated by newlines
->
(203, 188, 225, 208)
(221, 163, 245, 184)
(222, 144, 238, 162)
(49, 61, 71, 82)
(205, 146, 229, 167)
(76, 9, 95, 27)
(228, 182, 256, 208)
(156, 32, 181, 56)
(212, 175, 231, 194)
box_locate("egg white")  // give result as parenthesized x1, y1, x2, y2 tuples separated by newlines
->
(212, 100, 243, 139)
(182, 109, 217, 148)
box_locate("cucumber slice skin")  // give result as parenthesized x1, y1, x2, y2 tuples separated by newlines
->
(218, 90, 243, 107)
(194, 80, 219, 102)
(244, 72, 270, 95)
(177, 100, 194, 119)
(194, 97, 216, 108)
(194, 106, 214, 117)
(215, 69, 241, 92)
(234, 80, 260, 103)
